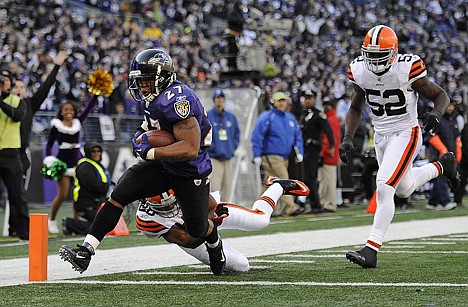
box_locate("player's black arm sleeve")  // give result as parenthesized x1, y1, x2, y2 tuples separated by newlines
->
(0, 99, 27, 122)
(30, 64, 61, 113)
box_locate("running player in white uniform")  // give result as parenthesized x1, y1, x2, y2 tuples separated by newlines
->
(136, 177, 309, 272)
(340, 25, 460, 268)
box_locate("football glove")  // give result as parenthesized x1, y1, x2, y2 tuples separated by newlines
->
(212, 202, 229, 226)
(422, 110, 443, 135)
(131, 134, 152, 160)
(339, 135, 354, 165)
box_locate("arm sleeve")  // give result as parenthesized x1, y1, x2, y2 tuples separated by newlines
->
(0, 99, 27, 122)
(30, 64, 60, 113)
(78, 94, 98, 123)
(76, 163, 110, 196)
(46, 126, 58, 156)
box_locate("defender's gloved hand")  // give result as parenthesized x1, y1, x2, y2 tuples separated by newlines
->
(422, 110, 443, 135)
(339, 135, 355, 165)
(212, 202, 229, 226)
(131, 134, 152, 160)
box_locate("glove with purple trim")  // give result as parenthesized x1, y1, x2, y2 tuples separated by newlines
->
(131, 134, 152, 160)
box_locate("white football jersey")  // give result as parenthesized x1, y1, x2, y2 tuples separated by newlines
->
(136, 205, 184, 238)
(135, 191, 221, 238)
(348, 53, 427, 135)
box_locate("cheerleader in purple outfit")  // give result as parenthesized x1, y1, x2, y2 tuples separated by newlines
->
(45, 96, 98, 233)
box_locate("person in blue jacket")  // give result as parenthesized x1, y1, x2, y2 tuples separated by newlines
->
(251, 91, 305, 216)
(207, 89, 240, 202)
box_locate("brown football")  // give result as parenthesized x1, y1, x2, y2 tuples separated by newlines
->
(137, 130, 177, 147)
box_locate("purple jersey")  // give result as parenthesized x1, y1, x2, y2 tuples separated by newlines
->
(143, 81, 212, 177)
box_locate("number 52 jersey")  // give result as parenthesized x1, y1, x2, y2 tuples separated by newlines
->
(348, 54, 427, 136)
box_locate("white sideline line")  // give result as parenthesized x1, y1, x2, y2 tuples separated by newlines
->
(44, 280, 468, 287)
(306, 216, 344, 222)
(388, 241, 456, 245)
(1, 215, 468, 287)
(379, 251, 468, 254)
(277, 254, 343, 258)
(379, 245, 424, 249)
(422, 238, 468, 241)
(249, 259, 316, 264)
(135, 272, 212, 275)
(448, 234, 468, 238)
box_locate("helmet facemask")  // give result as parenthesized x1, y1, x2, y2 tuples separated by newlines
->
(361, 45, 397, 74)
(127, 49, 177, 107)
(144, 191, 180, 218)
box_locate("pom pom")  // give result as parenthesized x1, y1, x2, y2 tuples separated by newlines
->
(87, 69, 114, 97)
(41, 158, 68, 181)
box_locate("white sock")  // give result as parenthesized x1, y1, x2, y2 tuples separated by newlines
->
(84, 234, 100, 252)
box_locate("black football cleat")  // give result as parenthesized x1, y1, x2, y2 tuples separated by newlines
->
(346, 246, 377, 269)
(437, 152, 460, 189)
(265, 176, 310, 196)
(59, 243, 95, 274)
(206, 238, 226, 276)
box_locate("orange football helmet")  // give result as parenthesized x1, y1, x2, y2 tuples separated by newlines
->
(361, 25, 398, 73)
(145, 189, 180, 218)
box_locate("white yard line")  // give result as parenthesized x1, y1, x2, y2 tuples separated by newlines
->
(45, 280, 468, 287)
(0, 216, 467, 287)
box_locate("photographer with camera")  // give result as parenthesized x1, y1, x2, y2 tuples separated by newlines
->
(0, 70, 29, 240)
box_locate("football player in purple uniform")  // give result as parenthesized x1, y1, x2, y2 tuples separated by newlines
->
(60, 49, 226, 275)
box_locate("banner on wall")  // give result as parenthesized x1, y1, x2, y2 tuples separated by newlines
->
(27, 143, 139, 204)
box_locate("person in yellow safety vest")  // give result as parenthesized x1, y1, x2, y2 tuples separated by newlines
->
(62, 143, 111, 235)
(0, 70, 29, 240)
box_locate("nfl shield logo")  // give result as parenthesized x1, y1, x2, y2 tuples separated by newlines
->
(174, 99, 190, 119)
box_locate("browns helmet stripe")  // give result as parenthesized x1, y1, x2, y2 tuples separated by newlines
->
(371, 25, 385, 45)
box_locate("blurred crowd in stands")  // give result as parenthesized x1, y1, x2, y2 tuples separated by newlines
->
(0, 0, 465, 118)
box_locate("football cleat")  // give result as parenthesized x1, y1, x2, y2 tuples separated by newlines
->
(265, 176, 310, 196)
(206, 238, 226, 276)
(59, 243, 95, 274)
(437, 152, 460, 189)
(346, 246, 377, 269)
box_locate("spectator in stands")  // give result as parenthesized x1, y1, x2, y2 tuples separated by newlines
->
(300, 90, 334, 213)
(318, 98, 341, 213)
(0, 70, 29, 240)
(225, 1, 245, 71)
(63, 143, 110, 235)
(426, 102, 459, 211)
(207, 89, 240, 202)
(251, 92, 304, 216)
(44, 96, 100, 234)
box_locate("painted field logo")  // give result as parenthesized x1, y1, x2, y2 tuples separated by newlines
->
(174, 98, 190, 119)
